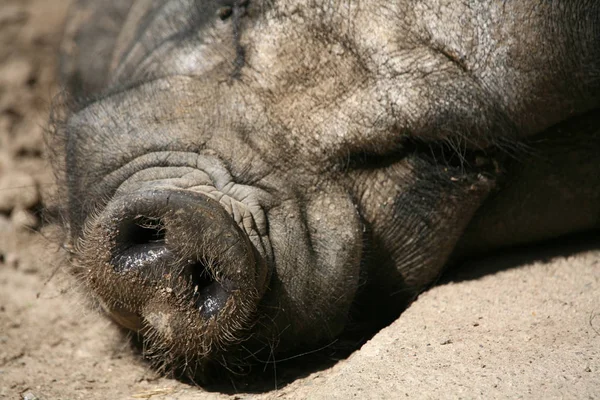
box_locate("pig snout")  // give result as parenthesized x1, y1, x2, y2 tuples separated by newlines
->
(79, 188, 268, 359)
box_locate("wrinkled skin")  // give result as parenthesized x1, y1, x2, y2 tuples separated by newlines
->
(51, 0, 600, 381)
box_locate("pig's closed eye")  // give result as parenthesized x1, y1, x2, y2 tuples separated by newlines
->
(344, 138, 493, 172)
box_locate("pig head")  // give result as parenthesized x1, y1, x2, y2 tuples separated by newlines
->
(51, 0, 599, 378)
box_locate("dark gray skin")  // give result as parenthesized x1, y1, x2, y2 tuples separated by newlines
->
(51, 0, 600, 381)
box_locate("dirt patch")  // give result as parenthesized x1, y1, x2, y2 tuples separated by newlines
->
(0, 1, 178, 398)
(1, 1, 599, 399)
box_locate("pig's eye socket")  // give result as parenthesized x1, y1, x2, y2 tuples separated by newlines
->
(343, 140, 413, 171)
(217, 0, 249, 20)
(218, 6, 233, 20)
(344, 138, 492, 172)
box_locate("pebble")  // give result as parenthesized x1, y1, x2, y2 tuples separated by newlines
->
(11, 207, 39, 230)
(4, 252, 19, 269)
(0, 171, 39, 213)
(0, 214, 11, 231)
(22, 391, 40, 400)
(0, 57, 34, 87)
(0, 6, 28, 26)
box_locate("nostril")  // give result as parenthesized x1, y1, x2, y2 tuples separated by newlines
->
(184, 260, 231, 319)
(118, 216, 165, 246)
(111, 216, 171, 274)
(186, 260, 215, 291)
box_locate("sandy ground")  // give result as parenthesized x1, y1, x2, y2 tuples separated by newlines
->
(0, 1, 598, 399)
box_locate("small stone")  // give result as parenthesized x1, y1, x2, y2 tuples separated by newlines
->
(11, 121, 44, 158)
(0, 6, 28, 26)
(0, 214, 11, 230)
(11, 208, 39, 230)
(0, 171, 40, 213)
(22, 391, 40, 400)
(0, 58, 34, 87)
(5, 253, 19, 269)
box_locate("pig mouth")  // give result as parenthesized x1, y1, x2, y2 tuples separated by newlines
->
(79, 188, 269, 360)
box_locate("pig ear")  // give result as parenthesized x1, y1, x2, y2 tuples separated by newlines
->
(396, 151, 498, 283)
(355, 145, 499, 311)
(59, 1, 135, 99)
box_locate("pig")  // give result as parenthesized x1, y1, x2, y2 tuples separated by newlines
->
(50, 0, 600, 382)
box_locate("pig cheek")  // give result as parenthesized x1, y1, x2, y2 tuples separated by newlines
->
(304, 192, 363, 329)
(262, 191, 362, 344)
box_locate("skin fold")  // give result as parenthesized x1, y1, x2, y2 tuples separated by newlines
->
(50, 0, 600, 380)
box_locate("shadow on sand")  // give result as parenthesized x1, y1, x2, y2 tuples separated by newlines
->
(174, 231, 600, 394)
(443, 230, 600, 284)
